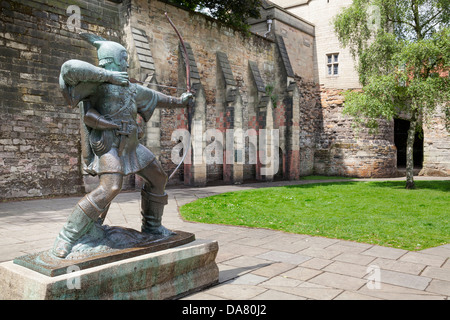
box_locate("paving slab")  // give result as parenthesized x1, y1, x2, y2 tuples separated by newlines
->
(399, 252, 447, 267)
(226, 273, 269, 286)
(298, 246, 343, 260)
(256, 251, 312, 265)
(308, 272, 367, 291)
(250, 262, 296, 278)
(323, 261, 370, 278)
(357, 283, 446, 300)
(421, 266, 450, 282)
(371, 257, 426, 275)
(334, 291, 382, 300)
(201, 283, 267, 300)
(425, 279, 450, 296)
(333, 252, 377, 266)
(281, 266, 323, 281)
(325, 242, 371, 254)
(260, 275, 303, 287)
(220, 255, 272, 269)
(361, 245, 408, 260)
(260, 239, 310, 253)
(295, 237, 340, 248)
(299, 257, 333, 270)
(218, 243, 269, 257)
(181, 292, 226, 300)
(441, 259, 450, 269)
(217, 264, 252, 283)
(250, 289, 307, 300)
(262, 284, 343, 300)
(371, 269, 431, 290)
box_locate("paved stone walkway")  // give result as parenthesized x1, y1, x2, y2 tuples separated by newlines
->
(0, 177, 449, 300)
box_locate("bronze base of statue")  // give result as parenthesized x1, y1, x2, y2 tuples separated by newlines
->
(13, 225, 195, 277)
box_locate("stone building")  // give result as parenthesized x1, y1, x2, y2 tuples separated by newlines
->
(0, 0, 448, 200)
(268, 0, 450, 178)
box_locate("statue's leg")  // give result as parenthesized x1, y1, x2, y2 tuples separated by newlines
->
(52, 173, 123, 258)
(97, 203, 111, 225)
(137, 160, 174, 236)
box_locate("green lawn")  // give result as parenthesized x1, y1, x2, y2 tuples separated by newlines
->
(180, 180, 450, 251)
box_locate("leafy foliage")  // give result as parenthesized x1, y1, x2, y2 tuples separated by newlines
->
(343, 28, 450, 129)
(334, 1, 450, 115)
(333, 0, 449, 188)
(164, 0, 263, 31)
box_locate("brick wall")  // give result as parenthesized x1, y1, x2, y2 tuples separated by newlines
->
(0, 0, 124, 199)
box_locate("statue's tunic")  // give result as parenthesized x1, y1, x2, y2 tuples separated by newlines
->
(59, 60, 160, 176)
(87, 83, 157, 175)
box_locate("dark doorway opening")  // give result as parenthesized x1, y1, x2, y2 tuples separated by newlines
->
(274, 147, 284, 181)
(394, 118, 423, 168)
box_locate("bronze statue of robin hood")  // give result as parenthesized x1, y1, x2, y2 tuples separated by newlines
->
(52, 33, 193, 258)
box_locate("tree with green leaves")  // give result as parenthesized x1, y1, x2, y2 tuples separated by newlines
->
(164, 0, 263, 31)
(333, 0, 449, 189)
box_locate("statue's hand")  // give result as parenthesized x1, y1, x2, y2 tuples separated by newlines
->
(180, 92, 194, 106)
(108, 71, 129, 86)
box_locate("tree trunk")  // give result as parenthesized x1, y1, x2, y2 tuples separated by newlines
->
(405, 113, 417, 189)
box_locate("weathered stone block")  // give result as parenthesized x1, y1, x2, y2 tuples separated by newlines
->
(0, 240, 219, 300)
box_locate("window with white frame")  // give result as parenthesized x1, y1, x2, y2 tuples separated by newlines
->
(326, 53, 339, 76)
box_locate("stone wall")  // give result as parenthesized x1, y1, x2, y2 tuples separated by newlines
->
(1, 0, 316, 199)
(421, 105, 450, 176)
(315, 87, 397, 178)
(2, 0, 446, 200)
(296, 77, 322, 176)
(0, 0, 124, 199)
(125, 0, 319, 185)
(251, 2, 398, 179)
(128, 0, 275, 184)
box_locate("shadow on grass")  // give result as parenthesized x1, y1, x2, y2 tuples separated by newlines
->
(365, 180, 450, 192)
(283, 181, 360, 189)
(282, 180, 450, 193)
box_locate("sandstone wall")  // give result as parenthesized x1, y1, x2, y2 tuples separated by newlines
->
(1, 0, 317, 199)
(315, 87, 397, 178)
(0, 0, 124, 199)
(126, 0, 320, 185)
(421, 105, 450, 176)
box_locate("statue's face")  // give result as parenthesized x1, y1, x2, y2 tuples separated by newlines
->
(118, 51, 129, 72)
(104, 50, 129, 72)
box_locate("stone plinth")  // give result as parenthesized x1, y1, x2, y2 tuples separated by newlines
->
(0, 240, 219, 300)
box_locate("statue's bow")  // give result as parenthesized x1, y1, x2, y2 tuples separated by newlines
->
(165, 12, 191, 93)
(165, 12, 193, 180)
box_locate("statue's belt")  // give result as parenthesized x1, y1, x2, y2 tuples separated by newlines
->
(115, 120, 130, 156)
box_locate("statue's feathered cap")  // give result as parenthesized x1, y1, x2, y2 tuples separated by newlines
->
(80, 32, 127, 67)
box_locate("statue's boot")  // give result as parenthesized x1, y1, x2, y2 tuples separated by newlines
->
(140, 189, 175, 237)
(97, 203, 111, 225)
(52, 196, 107, 258)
